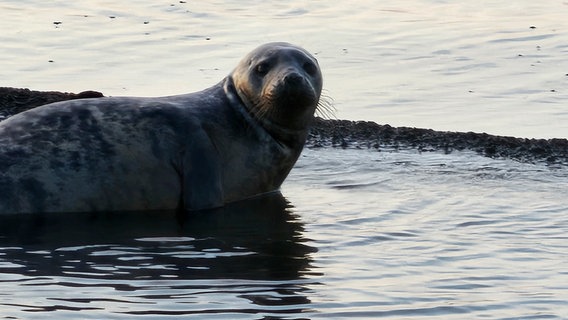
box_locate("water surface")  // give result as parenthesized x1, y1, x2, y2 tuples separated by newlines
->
(2, 149, 568, 319)
(1, 1, 568, 319)
(1, 0, 567, 137)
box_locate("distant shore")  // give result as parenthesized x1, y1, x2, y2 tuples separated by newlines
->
(1, 87, 566, 165)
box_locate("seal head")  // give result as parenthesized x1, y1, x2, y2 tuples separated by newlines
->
(231, 42, 322, 139)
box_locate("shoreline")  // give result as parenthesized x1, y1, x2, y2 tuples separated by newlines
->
(1, 87, 566, 165)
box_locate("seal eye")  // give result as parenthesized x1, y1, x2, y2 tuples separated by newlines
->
(303, 62, 317, 76)
(255, 63, 270, 76)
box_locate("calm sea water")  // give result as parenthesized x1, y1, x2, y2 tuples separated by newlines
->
(1, 149, 568, 319)
(1, 0, 567, 137)
(1, 1, 568, 319)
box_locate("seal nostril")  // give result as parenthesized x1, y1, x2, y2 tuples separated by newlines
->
(284, 73, 303, 85)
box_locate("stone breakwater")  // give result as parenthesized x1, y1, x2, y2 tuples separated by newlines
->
(1, 87, 567, 165)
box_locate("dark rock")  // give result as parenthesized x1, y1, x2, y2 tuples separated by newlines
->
(0, 87, 566, 165)
(307, 118, 568, 165)
(0, 87, 103, 117)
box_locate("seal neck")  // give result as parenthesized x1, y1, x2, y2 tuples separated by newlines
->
(223, 77, 309, 149)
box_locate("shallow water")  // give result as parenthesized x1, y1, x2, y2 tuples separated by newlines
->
(0, 194, 317, 319)
(1, 0, 568, 138)
(1, 1, 568, 319)
(287, 149, 568, 319)
(1, 149, 568, 319)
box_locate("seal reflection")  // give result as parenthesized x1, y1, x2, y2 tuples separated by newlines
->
(0, 193, 319, 316)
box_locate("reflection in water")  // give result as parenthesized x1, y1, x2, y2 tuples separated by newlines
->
(0, 192, 319, 318)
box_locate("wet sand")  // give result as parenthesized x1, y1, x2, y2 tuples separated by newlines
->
(1, 87, 566, 165)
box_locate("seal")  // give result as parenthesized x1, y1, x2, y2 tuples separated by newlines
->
(0, 42, 323, 214)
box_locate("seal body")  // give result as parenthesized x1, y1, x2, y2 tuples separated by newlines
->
(0, 42, 322, 214)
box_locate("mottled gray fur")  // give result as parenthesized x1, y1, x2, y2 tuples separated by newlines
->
(0, 42, 322, 214)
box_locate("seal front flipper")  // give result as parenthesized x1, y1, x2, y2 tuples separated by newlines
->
(178, 132, 224, 211)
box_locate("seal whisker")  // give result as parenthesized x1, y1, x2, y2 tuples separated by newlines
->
(315, 93, 336, 120)
(255, 84, 277, 123)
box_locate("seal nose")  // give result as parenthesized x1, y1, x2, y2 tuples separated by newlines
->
(283, 72, 304, 87)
